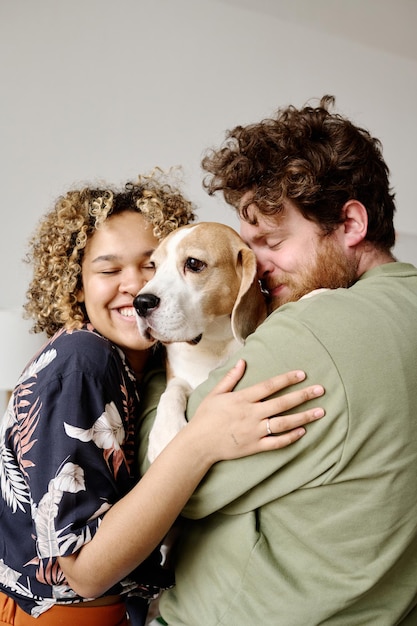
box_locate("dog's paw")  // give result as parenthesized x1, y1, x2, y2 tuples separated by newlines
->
(148, 414, 187, 463)
(147, 377, 192, 463)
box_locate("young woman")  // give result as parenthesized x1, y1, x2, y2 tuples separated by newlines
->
(0, 171, 325, 625)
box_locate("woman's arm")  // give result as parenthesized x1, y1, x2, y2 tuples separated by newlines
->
(59, 360, 324, 598)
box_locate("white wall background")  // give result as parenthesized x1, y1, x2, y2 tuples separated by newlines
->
(2, 0, 417, 311)
(1, 0, 417, 307)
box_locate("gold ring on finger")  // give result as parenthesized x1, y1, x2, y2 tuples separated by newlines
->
(266, 418, 272, 436)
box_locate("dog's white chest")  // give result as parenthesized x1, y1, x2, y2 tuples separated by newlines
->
(167, 336, 240, 389)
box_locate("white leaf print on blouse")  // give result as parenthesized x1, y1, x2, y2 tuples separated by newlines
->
(0, 349, 57, 434)
(17, 348, 57, 387)
(0, 559, 26, 594)
(34, 462, 86, 558)
(0, 349, 58, 513)
(63, 402, 124, 450)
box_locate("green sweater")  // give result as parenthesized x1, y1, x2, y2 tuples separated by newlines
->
(140, 262, 417, 625)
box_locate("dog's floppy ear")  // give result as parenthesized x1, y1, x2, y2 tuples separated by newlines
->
(231, 246, 267, 343)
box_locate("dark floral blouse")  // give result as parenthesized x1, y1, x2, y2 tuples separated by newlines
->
(0, 325, 166, 618)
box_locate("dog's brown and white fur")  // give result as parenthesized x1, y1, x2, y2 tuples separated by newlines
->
(134, 222, 267, 462)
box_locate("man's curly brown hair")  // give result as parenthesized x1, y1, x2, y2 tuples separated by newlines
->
(202, 95, 396, 250)
(24, 169, 196, 337)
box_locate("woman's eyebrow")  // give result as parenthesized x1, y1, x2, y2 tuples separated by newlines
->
(91, 254, 120, 263)
(92, 249, 156, 264)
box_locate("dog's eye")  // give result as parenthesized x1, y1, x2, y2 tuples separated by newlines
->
(185, 257, 206, 273)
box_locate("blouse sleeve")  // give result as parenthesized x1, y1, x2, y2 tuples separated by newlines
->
(16, 330, 136, 559)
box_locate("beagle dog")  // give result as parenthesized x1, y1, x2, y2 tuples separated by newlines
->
(134, 222, 267, 462)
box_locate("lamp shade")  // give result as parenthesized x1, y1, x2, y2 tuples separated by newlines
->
(0, 308, 46, 391)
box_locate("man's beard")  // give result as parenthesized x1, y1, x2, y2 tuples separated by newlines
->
(269, 235, 358, 312)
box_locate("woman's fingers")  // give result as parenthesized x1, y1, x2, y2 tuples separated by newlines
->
(263, 406, 325, 438)
(206, 359, 247, 396)
(192, 361, 326, 461)
(258, 425, 308, 451)
(206, 362, 314, 403)
(258, 383, 325, 419)
(235, 369, 309, 403)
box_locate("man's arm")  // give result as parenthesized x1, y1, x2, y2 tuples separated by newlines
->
(183, 314, 346, 518)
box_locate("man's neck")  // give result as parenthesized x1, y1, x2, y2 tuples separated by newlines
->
(356, 246, 396, 278)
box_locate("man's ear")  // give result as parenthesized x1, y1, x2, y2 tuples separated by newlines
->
(339, 200, 368, 248)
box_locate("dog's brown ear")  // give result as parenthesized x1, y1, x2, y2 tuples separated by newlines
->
(231, 247, 267, 343)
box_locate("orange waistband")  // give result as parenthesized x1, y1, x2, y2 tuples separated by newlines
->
(0, 592, 128, 626)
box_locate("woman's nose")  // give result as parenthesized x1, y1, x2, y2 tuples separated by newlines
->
(120, 270, 148, 296)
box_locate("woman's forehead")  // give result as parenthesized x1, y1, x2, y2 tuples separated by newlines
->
(85, 211, 158, 258)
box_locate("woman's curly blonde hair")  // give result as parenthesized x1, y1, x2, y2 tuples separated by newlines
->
(24, 169, 196, 337)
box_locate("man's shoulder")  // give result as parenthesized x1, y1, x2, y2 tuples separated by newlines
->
(266, 287, 349, 325)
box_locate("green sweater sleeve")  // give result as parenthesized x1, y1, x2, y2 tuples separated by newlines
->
(137, 362, 167, 477)
(182, 307, 348, 518)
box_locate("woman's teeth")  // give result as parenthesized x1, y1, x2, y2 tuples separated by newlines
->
(119, 307, 135, 317)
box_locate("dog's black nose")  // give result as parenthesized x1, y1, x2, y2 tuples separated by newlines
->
(134, 293, 160, 317)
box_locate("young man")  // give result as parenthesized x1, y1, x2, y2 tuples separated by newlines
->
(143, 96, 417, 624)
